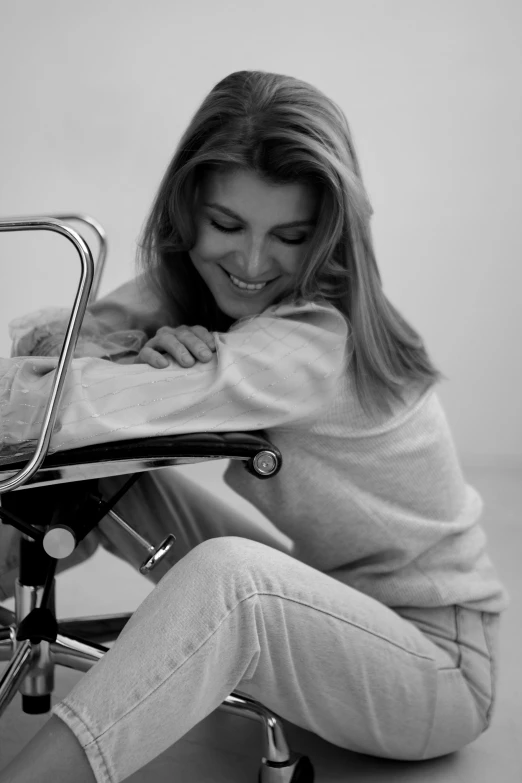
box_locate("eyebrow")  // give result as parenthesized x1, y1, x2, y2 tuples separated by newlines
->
(203, 203, 317, 229)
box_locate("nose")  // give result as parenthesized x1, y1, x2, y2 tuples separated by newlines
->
(234, 238, 273, 281)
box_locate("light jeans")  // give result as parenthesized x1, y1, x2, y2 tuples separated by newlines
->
(4, 469, 501, 782)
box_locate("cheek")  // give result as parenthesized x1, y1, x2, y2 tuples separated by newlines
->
(280, 249, 302, 278)
(192, 226, 228, 261)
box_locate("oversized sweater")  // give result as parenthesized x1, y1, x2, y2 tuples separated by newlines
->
(0, 277, 509, 614)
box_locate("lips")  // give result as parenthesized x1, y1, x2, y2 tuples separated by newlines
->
(221, 267, 276, 292)
(223, 268, 273, 284)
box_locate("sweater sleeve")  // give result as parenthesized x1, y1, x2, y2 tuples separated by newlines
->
(0, 300, 348, 454)
(9, 274, 166, 361)
(87, 273, 174, 336)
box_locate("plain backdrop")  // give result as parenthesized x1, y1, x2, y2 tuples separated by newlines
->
(0, 0, 520, 467)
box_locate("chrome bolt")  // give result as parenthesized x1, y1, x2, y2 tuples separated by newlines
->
(252, 451, 277, 476)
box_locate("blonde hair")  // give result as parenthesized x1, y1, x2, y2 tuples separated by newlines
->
(139, 69, 445, 417)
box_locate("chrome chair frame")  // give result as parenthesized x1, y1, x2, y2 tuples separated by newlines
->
(0, 216, 313, 783)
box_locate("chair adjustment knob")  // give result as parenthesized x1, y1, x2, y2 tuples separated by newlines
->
(106, 509, 176, 574)
(42, 525, 77, 559)
(252, 451, 278, 476)
(139, 534, 176, 576)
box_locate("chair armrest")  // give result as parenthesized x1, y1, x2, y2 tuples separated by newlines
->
(0, 432, 282, 487)
(0, 217, 95, 494)
(48, 214, 107, 303)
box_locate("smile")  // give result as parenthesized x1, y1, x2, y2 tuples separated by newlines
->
(223, 269, 274, 293)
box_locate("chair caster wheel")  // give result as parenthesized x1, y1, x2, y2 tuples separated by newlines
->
(259, 753, 314, 783)
(22, 693, 51, 714)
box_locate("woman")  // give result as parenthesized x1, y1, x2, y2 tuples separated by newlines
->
(0, 70, 509, 783)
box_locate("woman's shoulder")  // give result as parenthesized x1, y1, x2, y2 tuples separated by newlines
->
(267, 295, 345, 317)
(231, 297, 349, 335)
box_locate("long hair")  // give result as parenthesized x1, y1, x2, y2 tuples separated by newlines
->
(138, 69, 445, 417)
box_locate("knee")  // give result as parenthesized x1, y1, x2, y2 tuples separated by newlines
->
(187, 536, 282, 594)
(193, 535, 267, 568)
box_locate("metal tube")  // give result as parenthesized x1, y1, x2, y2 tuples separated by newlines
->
(51, 634, 107, 673)
(0, 627, 15, 662)
(222, 691, 291, 763)
(0, 217, 94, 493)
(50, 213, 107, 302)
(57, 613, 131, 644)
(107, 509, 154, 552)
(0, 639, 34, 716)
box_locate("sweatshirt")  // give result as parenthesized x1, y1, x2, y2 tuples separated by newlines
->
(0, 277, 509, 613)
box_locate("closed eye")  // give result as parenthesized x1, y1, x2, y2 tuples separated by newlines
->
(209, 220, 307, 246)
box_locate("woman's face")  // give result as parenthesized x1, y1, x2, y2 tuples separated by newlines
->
(188, 168, 318, 321)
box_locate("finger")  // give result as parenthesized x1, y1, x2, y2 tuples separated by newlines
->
(173, 328, 214, 361)
(157, 325, 215, 354)
(189, 325, 216, 351)
(153, 333, 201, 366)
(137, 345, 171, 369)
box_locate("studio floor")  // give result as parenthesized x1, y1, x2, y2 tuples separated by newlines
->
(0, 461, 520, 782)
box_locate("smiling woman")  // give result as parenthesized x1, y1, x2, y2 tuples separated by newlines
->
(0, 69, 509, 783)
(187, 168, 318, 319)
(136, 70, 443, 420)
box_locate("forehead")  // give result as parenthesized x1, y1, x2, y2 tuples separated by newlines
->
(201, 168, 317, 220)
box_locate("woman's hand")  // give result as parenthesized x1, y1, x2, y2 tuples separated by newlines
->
(135, 325, 216, 369)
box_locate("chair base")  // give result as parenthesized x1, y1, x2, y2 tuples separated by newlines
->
(0, 606, 314, 782)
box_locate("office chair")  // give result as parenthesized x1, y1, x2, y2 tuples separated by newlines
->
(0, 215, 314, 783)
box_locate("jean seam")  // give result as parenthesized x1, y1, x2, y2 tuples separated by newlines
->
(454, 606, 462, 668)
(419, 606, 476, 760)
(87, 589, 437, 744)
(56, 702, 114, 783)
(481, 612, 497, 726)
(276, 595, 436, 661)
(455, 606, 496, 731)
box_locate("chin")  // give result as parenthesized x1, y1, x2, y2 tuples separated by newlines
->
(218, 297, 266, 320)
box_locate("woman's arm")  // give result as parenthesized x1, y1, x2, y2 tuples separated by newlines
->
(87, 273, 173, 336)
(0, 301, 349, 452)
(10, 274, 173, 362)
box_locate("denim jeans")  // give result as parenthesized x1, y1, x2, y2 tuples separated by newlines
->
(2, 469, 501, 782)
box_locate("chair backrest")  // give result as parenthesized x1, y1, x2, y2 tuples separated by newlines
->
(0, 215, 105, 493)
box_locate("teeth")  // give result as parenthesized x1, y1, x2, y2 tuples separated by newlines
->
(228, 272, 268, 291)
